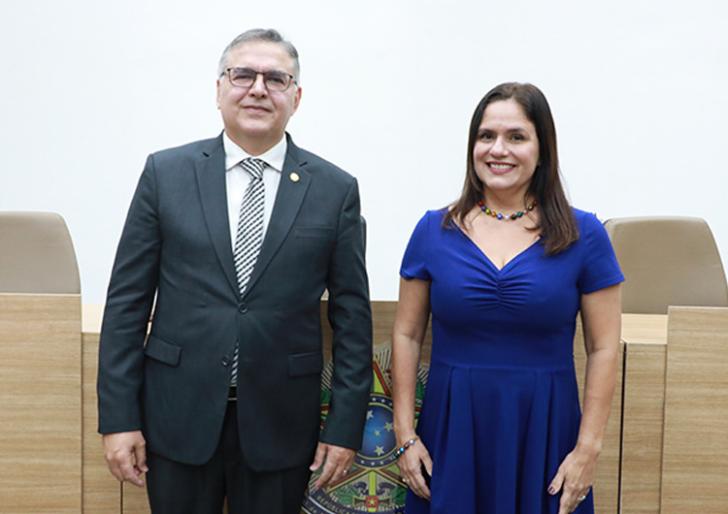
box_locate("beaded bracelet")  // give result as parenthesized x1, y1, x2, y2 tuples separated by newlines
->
(394, 437, 419, 459)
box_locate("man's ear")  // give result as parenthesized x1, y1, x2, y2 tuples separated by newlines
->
(292, 86, 302, 113)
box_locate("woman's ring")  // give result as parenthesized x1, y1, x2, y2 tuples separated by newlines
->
(577, 494, 587, 502)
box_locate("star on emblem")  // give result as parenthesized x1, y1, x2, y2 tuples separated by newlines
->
(375, 446, 385, 456)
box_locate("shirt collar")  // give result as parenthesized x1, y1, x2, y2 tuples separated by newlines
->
(223, 132, 287, 173)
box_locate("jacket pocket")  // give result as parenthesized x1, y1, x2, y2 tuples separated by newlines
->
(294, 226, 335, 239)
(287, 351, 323, 377)
(144, 335, 182, 367)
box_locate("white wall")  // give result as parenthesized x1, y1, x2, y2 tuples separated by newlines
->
(1, 0, 727, 303)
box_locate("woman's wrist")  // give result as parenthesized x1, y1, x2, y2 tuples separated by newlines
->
(575, 437, 603, 457)
(394, 436, 419, 459)
(394, 420, 416, 443)
(395, 432, 418, 446)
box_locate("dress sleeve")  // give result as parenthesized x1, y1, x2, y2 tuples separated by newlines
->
(577, 213, 625, 294)
(400, 211, 432, 281)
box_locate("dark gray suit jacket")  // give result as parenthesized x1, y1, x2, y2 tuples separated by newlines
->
(97, 134, 372, 471)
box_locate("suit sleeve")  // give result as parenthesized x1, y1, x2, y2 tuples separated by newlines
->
(97, 154, 161, 434)
(321, 178, 373, 450)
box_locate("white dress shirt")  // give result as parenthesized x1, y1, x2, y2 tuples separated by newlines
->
(223, 132, 287, 252)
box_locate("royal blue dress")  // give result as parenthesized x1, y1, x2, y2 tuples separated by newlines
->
(400, 208, 624, 514)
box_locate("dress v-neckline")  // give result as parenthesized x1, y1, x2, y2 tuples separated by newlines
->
(453, 223, 541, 273)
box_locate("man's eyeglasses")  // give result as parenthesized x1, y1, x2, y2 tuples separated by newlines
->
(222, 67, 297, 92)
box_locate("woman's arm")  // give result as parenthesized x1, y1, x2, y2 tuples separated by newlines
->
(549, 283, 622, 514)
(578, 283, 622, 453)
(392, 277, 432, 499)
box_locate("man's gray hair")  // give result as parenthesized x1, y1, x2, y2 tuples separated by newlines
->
(217, 28, 300, 81)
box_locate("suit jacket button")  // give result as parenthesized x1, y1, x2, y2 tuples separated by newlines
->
(238, 302, 248, 314)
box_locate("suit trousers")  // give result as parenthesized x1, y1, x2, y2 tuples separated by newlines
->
(146, 401, 311, 514)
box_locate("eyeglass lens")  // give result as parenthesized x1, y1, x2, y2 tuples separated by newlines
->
(228, 67, 292, 91)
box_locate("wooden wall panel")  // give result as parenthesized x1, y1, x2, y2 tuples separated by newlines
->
(0, 294, 81, 513)
(122, 483, 150, 514)
(24, 301, 728, 513)
(661, 307, 728, 512)
(82, 305, 132, 514)
(320, 301, 431, 361)
(620, 314, 668, 346)
(620, 343, 666, 513)
(82, 330, 121, 513)
(573, 319, 622, 514)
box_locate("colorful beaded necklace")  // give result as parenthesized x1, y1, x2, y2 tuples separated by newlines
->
(477, 199, 536, 221)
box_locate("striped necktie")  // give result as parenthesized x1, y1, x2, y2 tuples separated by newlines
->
(230, 157, 266, 386)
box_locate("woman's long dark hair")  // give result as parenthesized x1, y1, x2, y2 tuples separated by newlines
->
(444, 82, 578, 255)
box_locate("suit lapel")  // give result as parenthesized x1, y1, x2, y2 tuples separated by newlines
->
(242, 136, 310, 298)
(195, 135, 240, 298)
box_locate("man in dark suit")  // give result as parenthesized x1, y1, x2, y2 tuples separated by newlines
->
(97, 28, 372, 514)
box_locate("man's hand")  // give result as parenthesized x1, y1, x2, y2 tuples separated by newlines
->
(309, 442, 355, 491)
(102, 430, 148, 487)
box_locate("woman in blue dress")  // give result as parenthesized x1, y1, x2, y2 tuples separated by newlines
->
(391, 83, 623, 514)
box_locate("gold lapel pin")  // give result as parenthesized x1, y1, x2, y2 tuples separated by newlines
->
(289, 172, 300, 183)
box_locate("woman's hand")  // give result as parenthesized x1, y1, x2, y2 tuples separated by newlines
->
(396, 437, 432, 500)
(548, 445, 597, 513)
